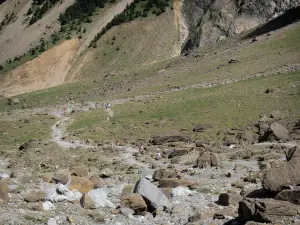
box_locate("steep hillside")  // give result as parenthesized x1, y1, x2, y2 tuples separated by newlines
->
(0, 0, 299, 97)
(0, 0, 75, 64)
(70, 9, 179, 80)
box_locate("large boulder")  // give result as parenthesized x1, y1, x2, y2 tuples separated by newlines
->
(120, 193, 147, 215)
(197, 152, 220, 168)
(197, 152, 211, 168)
(259, 122, 290, 142)
(218, 192, 242, 206)
(134, 177, 170, 210)
(237, 130, 255, 144)
(151, 135, 191, 145)
(262, 157, 300, 192)
(238, 198, 300, 223)
(275, 189, 300, 205)
(153, 169, 178, 181)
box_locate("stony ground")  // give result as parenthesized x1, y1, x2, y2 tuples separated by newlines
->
(0, 96, 299, 225)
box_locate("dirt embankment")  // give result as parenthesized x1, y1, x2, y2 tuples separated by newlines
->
(0, 39, 79, 96)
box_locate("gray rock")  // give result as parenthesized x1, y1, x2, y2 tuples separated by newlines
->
(120, 207, 135, 216)
(153, 169, 178, 181)
(260, 122, 290, 142)
(197, 152, 211, 168)
(210, 153, 219, 166)
(47, 218, 57, 225)
(193, 123, 212, 132)
(238, 198, 300, 223)
(134, 177, 170, 209)
(218, 192, 242, 206)
(19, 139, 39, 150)
(224, 135, 239, 146)
(183, 0, 300, 48)
(285, 146, 300, 161)
(262, 157, 300, 192)
(275, 189, 300, 205)
(270, 111, 282, 120)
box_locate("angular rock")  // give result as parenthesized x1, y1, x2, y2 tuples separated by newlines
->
(262, 157, 300, 192)
(81, 193, 96, 209)
(275, 189, 300, 205)
(71, 168, 88, 177)
(188, 213, 202, 222)
(90, 175, 106, 188)
(99, 168, 113, 178)
(218, 192, 242, 206)
(24, 191, 46, 202)
(120, 193, 147, 215)
(238, 198, 300, 223)
(260, 122, 290, 142)
(51, 172, 70, 185)
(270, 111, 282, 120)
(153, 169, 178, 181)
(193, 124, 212, 132)
(151, 135, 191, 145)
(210, 153, 219, 166)
(270, 122, 290, 141)
(87, 189, 114, 208)
(168, 148, 190, 158)
(88, 211, 105, 222)
(285, 146, 300, 161)
(134, 177, 170, 209)
(19, 139, 39, 150)
(47, 218, 57, 225)
(158, 178, 197, 188)
(239, 130, 255, 144)
(197, 152, 211, 168)
(120, 207, 135, 216)
(42, 201, 56, 211)
(224, 135, 239, 146)
(295, 119, 300, 130)
(69, 176, 93, 193)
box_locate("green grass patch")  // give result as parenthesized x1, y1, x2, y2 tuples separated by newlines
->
(0, 115, 54, 147)
(67, 71, 300, 141)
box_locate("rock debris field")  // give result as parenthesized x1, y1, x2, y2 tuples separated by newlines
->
(0, 101, 300, 225)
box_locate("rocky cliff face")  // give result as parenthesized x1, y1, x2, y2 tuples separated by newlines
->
(182, 0, 300, 50)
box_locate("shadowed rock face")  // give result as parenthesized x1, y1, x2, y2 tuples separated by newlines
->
(182, 0, 300, 50)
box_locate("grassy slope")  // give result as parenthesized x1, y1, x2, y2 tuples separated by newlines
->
(0, 115, 54, 147)
(68, 71, 300, 141)
(0, 21, 299, 145)
(73, 9, 178, 79)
